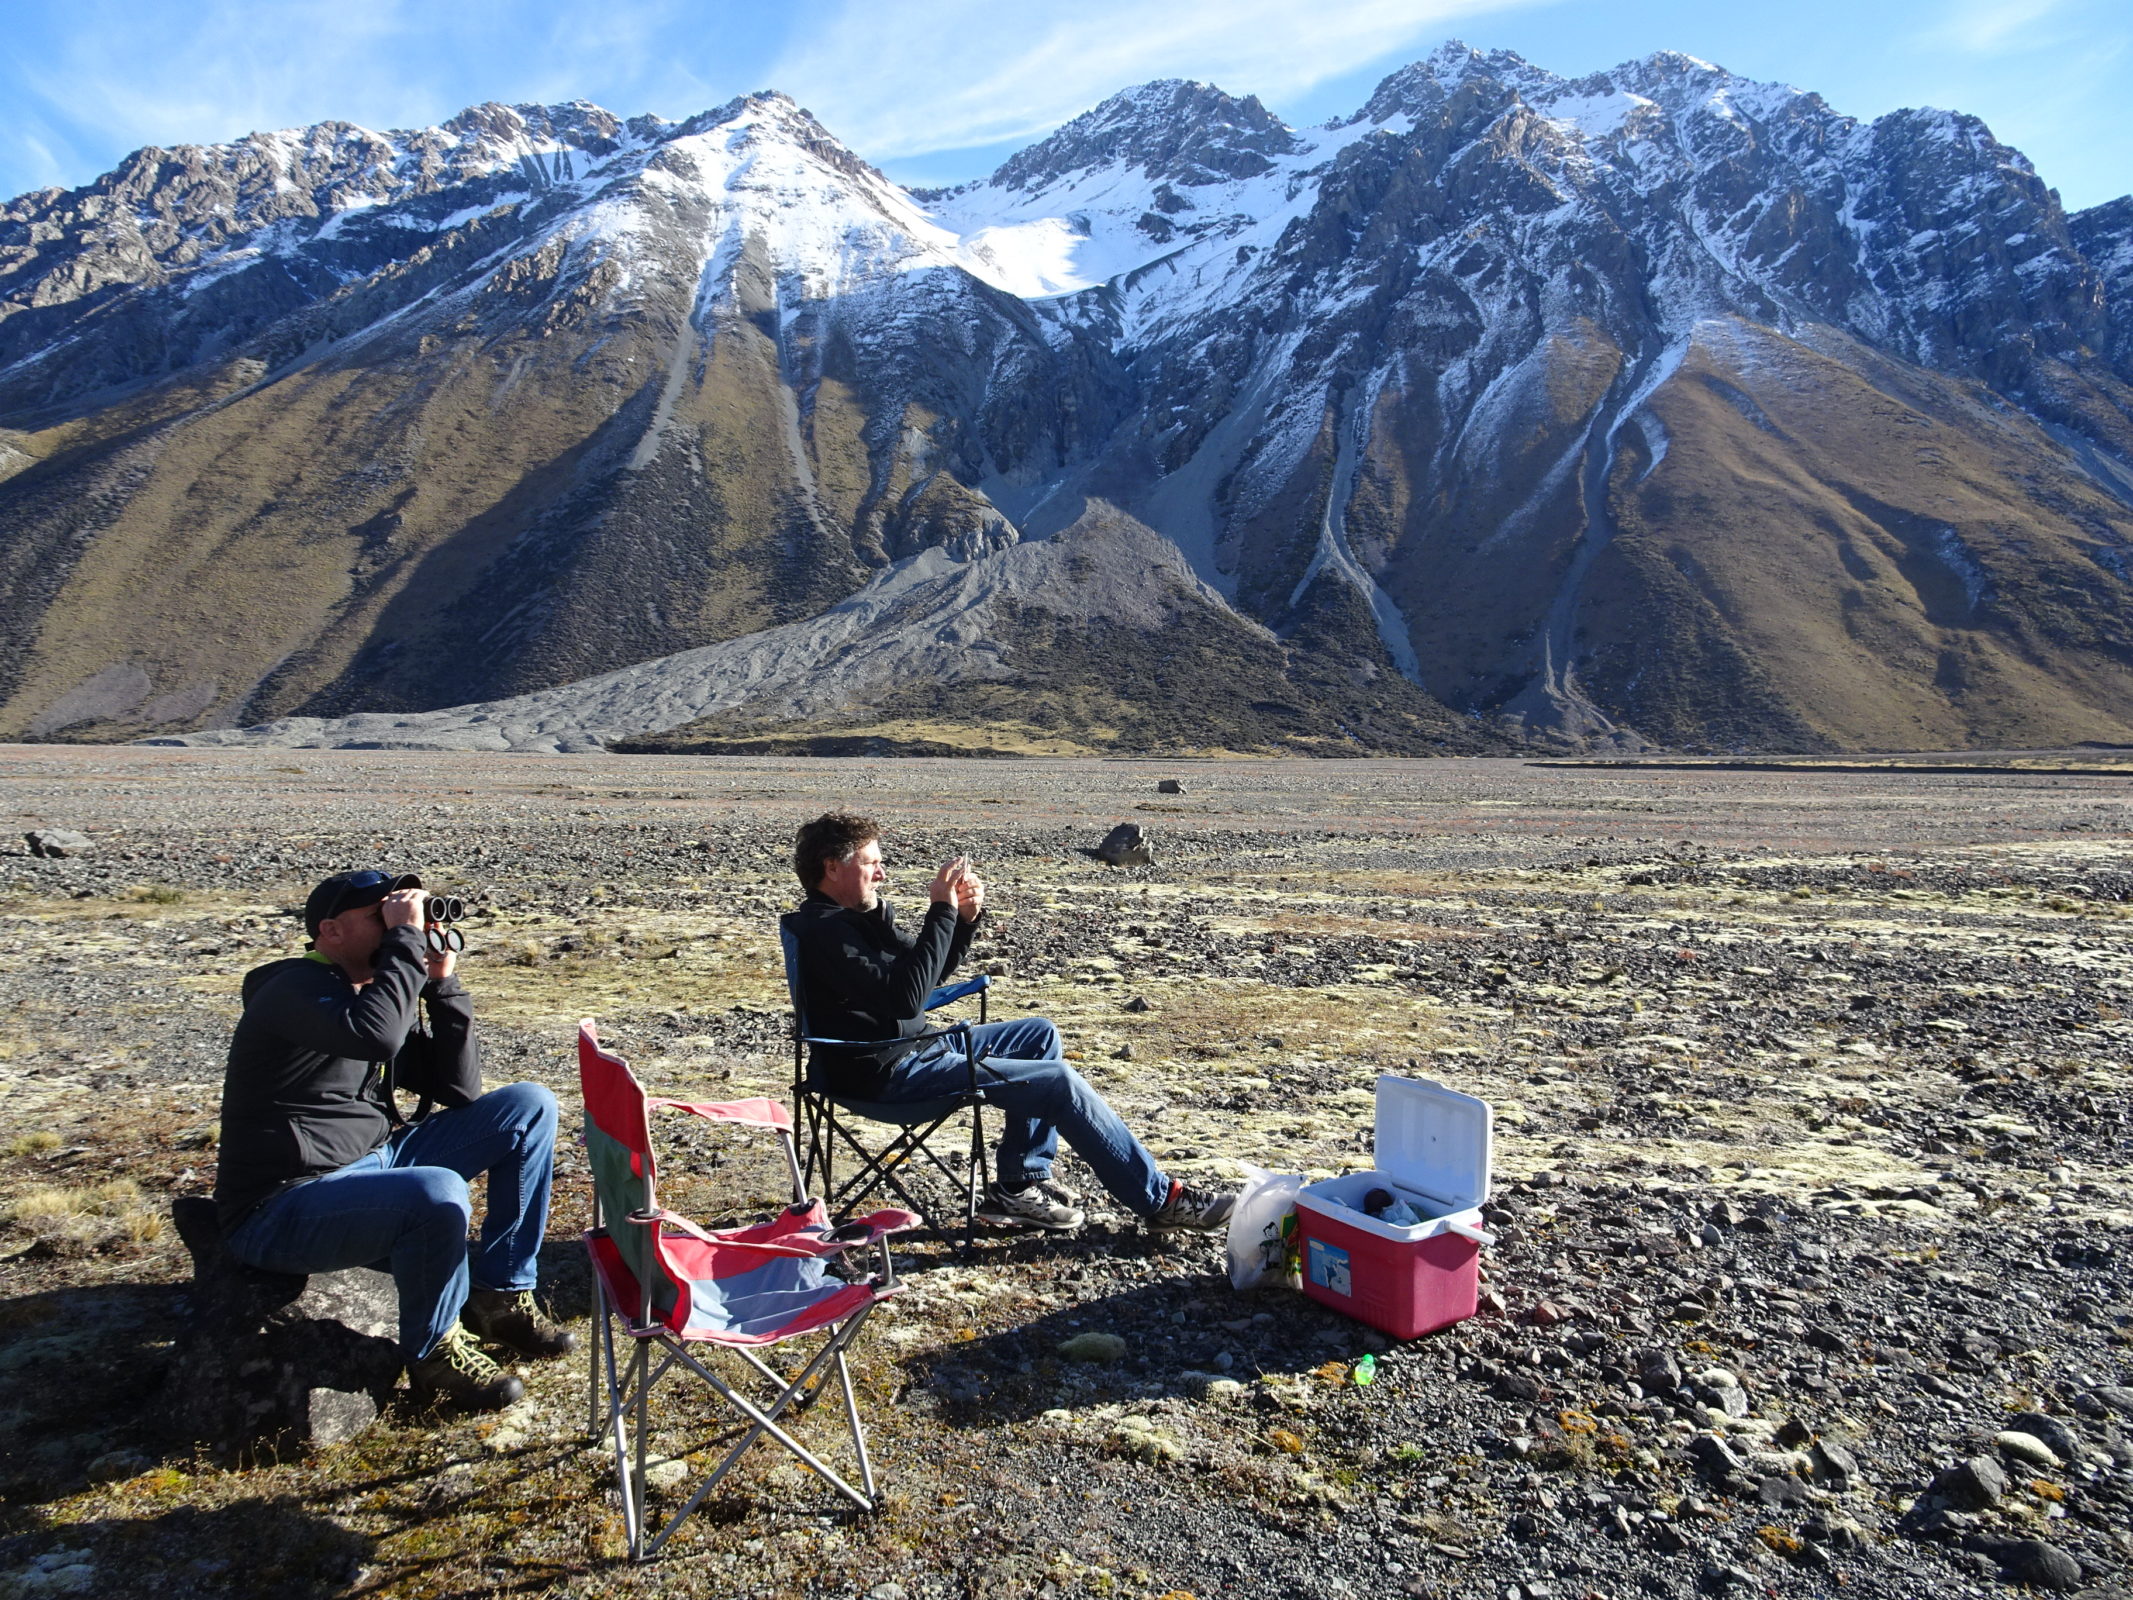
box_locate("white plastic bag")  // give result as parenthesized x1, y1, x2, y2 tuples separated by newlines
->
(1226, 1163, 1307, 1291)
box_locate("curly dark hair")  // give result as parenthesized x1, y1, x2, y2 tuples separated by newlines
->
(794, 812, 880, 892)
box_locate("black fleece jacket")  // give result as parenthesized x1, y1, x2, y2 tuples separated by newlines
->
(214, 925, 482, 1230)
(787, 890, 980, 1097)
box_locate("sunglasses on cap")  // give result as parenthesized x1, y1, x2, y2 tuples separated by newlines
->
(305, 869, 423, 938)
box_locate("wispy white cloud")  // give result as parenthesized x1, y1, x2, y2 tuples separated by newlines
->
(768, 0, 1554, 159)
(1926, 0, 2076, 54)
(19, 0, 445, 156)
(7, 124, 71, 193)
(7, 0, 717, 171)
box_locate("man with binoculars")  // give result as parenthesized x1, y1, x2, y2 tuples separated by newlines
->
(214, 869, 572, 1411)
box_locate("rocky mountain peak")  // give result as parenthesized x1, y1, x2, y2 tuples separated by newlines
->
(0, 94, 632, 301)
(660, 91, 887, 191)
(441, 98, 627, 156)
(985, 78, 1301, 193)
(1348, 41, 1550, 124)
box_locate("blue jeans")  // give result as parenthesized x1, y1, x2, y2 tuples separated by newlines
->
(225, 1082, 559, 1360)
(885, 1017, 1171, 1217)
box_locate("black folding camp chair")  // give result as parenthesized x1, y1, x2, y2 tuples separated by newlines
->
(778, 913, 991, 1251)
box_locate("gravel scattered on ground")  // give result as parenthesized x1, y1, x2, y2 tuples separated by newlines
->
(0, 747, 2127, 1600)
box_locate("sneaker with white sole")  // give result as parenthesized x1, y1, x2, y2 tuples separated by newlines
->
(1149, 1180, 1237, 1232)
(1033, 1175, 1081, 1207)
(976, 1181, 1085, 1231)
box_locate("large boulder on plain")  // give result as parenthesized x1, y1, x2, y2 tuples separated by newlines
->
(1095, 823, 1153, 866)
(161, 1197, 402, 1460)
(25, 829, 94, 858)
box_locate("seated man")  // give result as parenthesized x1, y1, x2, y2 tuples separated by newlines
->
(787, 812, 1236, 1234)
(215, 870, 574, 1412)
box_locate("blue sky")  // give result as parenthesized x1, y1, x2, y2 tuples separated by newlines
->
(3, 0, 2128, 213)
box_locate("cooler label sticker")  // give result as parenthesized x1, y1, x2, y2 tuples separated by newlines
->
(1307, 1239, 1352, 1297)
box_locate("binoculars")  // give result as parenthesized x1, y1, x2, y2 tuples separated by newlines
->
(424, 894, 467, 954)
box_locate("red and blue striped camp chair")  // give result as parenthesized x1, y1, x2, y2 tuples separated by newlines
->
(577, 1020, 917, 1559)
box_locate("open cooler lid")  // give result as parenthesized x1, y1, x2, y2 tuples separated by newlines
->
(1375, 1074, 1492, 1212)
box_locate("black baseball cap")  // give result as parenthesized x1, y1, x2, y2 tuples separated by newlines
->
(304, 869, 423, 940)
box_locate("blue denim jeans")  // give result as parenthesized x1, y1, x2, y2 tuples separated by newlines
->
(886, 1017, 1170, 1217)
(225, 1082, 559, 1360)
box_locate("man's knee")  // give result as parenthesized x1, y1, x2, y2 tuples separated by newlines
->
(982, 1016, 1060, 1062)
(997, 1057, 1084, 1110)
(407, 1169, 473, 1235)
(485, 1081, 559, 1135)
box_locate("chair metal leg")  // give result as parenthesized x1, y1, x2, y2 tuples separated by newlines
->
(597, 1314, 643, 1559)
(800, 1093, 825, 1195)
(836, 1346, 876, 1499)
(965, 1102, 985, 1255)
(820, 1106, 836, 1209)
(587, 1272, 606, 1440)
(631, 1341, 652, 1560)
(648, 1312, 880, 1552)
(824, 1111, 976, 1234)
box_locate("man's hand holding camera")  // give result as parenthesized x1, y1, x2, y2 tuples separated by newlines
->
(928, 856, 985, 923)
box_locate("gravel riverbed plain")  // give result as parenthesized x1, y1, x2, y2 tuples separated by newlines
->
(0, 745, 2129, 1600)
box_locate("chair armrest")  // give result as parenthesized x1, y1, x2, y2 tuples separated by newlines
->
(623, 1207, 717, 1244)
(827, 1208, 922, 1244)
(801, 1024, 962, 1052)
(924, 975, 990, 1011)
(648, 1095, 791, 1131)
(621, 1209, 828, 1258)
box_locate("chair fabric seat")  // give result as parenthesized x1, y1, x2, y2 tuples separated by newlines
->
(811, 1088, 980, 1126)
(585, 1231, 882, 1345)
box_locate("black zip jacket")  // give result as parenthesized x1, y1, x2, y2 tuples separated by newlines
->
(214, 925, 482, 1230)
(787, 890, 980, 1097)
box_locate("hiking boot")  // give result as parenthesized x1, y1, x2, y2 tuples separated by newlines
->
(976, 1181, 1085, 1232)
(463, 1287, 577, 1359)
(1149, 1180, 1237, 1233)
(410, 1324, 524, 1411)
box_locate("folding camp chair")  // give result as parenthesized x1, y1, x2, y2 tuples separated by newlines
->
(778, 913, 992, 1250)
(577, 1020, 916, 1559)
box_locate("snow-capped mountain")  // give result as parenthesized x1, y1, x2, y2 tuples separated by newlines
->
(1, 44, 2129, 753)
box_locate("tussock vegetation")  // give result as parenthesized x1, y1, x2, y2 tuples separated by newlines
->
(6, 1178, 167, 1255)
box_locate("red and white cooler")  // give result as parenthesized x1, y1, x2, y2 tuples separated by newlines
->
(1293, 1074, 1494, 1340)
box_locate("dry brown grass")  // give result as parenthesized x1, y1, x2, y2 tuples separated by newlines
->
(5, 1177, 168, 1256)
(9, 1177, 143, 1223)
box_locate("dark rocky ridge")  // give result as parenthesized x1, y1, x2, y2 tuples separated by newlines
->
(985, 79, 1304, 193)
